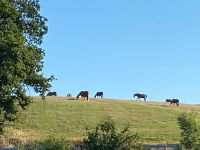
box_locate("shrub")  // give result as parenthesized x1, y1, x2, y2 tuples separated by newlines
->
(22, 136, 72, 150)
(83, 116, 143, 150)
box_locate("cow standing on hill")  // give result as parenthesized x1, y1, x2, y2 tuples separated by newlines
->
(94, 92, 103, 98)
(76, 91, 89, 100)
(134, 93, 147, 101)
(47, 92, 57, 96)
(166, 99, 179, 106)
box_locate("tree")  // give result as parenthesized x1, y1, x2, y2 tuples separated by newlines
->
(0, 0, 54, 133)
(177, 112, 200, 150)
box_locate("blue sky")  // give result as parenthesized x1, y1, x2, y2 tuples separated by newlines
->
(37, 0, 200, 104)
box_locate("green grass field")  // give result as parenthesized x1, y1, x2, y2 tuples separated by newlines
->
(3, 96, 200, 145)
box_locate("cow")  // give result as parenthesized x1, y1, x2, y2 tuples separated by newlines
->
(46, 92, 57, 96)
(166, 98, 179, 106)
(94, 92, 103, 98)
(76, 91, 89, 100)
(134, 93, 147, 101)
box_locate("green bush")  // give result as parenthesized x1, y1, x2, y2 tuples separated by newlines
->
(177, 112, 200, 150)
(83, 116, 144, 150)
(22, 136, 72, 150)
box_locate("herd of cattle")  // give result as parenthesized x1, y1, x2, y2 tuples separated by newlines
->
(46, 91, 180, 106)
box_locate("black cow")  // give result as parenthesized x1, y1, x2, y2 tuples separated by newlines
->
(170, 99, 179, 106)
(134, 93, 147, 101)
(94, 92, 103, 98)
(166, 98, 179, 106)
(46, 92, 57, 96)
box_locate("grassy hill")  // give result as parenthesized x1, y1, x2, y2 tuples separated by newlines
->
(3, 96, 200, 145)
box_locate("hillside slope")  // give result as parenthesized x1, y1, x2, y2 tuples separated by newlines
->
(4, 97, 200, 144)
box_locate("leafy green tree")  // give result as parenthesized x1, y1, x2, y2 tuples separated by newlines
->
(83, 116, 144, 150)
(0, 0, 54, 133)
(177, 112, 200, 150)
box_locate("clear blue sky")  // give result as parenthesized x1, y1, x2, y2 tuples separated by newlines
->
(36, 0, 200, 104)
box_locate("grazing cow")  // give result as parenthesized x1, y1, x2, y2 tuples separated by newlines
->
(134, 93, 147, 101)
(76, 91, 89, 100)
(166, 98, 179, 106)
(170, 99, 179, 106)
(46, 92, 57, 96)
(94, 92, 103, 98)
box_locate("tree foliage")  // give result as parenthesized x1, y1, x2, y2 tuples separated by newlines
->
(177, 112, 200, 150)
(0, 0, 53, 133)
(83, 116, 144, 150)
